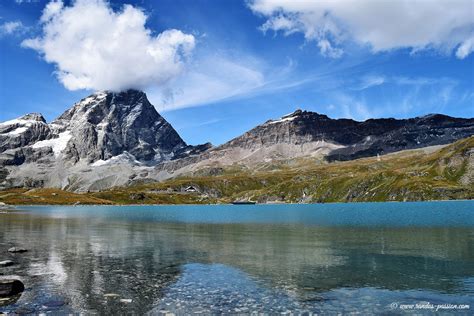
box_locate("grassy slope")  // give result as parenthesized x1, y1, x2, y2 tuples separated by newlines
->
(1, 137, 473, 205)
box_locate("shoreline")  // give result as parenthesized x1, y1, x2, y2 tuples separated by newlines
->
(3, 198, 473, 208)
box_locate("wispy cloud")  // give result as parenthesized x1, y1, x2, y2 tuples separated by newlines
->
(149, 53, 265, 111)
(15, 0, 39, 3)
(351, 75, 386, 90)
(349, 75, 459, 91)
(330, 74, 462, 120)
(175, 118, 227, 131)
(149, 53, 304, 112)
(0, 21, 26, 36)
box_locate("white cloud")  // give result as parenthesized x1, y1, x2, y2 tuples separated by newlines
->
(0, 21, 25, 35)
(456, 35, 474, 59)
(249, 0, 474, 59)
(21, 0, 195, 92)
(317, 39, 343, 58)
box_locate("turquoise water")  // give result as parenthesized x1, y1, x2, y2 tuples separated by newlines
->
(0, 201, 473, 314)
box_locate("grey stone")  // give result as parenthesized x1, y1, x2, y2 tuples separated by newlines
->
(8, 247, 27, 253)
(0, 260, 14, 267)
(0, 279, 24, 297)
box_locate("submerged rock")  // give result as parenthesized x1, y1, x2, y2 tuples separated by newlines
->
(103, 293, 120, 298)
(120, 298, 132, 303)
(0, 260, 14, 267)
(7, 247, 27, 253)
(42, 300, 65, 308)
(14, 306, 35, 314)
(0, 279, 24, 297)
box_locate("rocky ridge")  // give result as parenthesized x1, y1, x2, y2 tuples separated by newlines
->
(1, 91, 473, 192)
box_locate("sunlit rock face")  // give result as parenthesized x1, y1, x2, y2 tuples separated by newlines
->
(52, 90, 188, 163)
(155, 110, 474, 177)
(220, 110, 474, 161)
(0, 90, 211, 191)
(0, 93, 473, 191)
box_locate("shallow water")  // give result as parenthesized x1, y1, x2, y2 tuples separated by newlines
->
(0, 202, 473, 314)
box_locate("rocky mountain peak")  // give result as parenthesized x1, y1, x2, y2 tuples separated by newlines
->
(281, 109, 303, 118)
(50, 89, 188, 163)
(217, 109, 474, 163)
(19, 113, 47, 123)
(0, 112, 52, 154)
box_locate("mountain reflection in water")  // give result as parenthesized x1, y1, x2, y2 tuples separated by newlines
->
(0, 204, 473, 314)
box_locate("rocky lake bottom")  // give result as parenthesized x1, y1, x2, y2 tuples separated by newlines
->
(0, 202, 473, 314)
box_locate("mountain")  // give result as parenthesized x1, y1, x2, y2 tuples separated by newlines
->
(0, 91, 473, 192)
(219, 109, 474, 161)
(159, 109, 474, 174)
(0, 90, 209, 190)
(53, 90, 188, 163)
(2, 136, 473, 204)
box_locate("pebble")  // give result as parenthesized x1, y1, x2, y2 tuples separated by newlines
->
(14, 306, 35, 314)
(0, 260, 14, 267)
(42, 300, 65, 308)
(120, 299, 132, 303)
(103, 293, 120, 298)
(8, 247, 28, 253)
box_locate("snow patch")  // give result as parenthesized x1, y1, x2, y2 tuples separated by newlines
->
(0, 118, 22, 126)
(267, 116, 297, 125)
(0, 118, 36, 127)
(91, 152, 141, 167)
(6, 127, 28, 135)
(32, 131, 72, 157)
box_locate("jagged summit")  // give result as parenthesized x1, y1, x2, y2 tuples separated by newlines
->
(0, 89, 205, 169)
(49, 89, 187, 163)
(0, 89, 213, 190)
(0, 112, 52, 154)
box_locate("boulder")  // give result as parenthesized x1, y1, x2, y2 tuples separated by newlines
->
(0, 279, 24, 297)
(0, 261, 14, 267)
(7, 247, 27, 253)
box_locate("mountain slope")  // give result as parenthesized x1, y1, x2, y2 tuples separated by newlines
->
(144, 136, 474, 204)
(154, 110, 474, 176)
(53, 90, 188, 162)
(1, 136, 472, 204)
(0, 90, 209, 190)
(218, 109, 474, 162)
(1, 91, 473, 192)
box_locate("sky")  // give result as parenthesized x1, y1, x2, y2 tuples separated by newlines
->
(0, 0, 473, 146)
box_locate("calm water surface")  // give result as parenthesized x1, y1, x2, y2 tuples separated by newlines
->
(0, 201, 473, 314)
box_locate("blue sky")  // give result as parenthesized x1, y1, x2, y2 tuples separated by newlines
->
(1, 0, 473, 145)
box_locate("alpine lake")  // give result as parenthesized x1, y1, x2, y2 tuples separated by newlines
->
(1, 201, 473, 314)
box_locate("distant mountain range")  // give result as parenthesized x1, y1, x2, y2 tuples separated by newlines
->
(1, 89, 473, 192)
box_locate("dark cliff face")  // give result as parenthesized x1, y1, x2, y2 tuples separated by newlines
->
(220, 110, 474, 161)
(53, 90, 188, 163)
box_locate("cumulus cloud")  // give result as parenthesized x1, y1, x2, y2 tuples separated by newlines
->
(22, 0, 195, 91)
(249, 0, 474, 59)
(0, 21, 25, 36)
